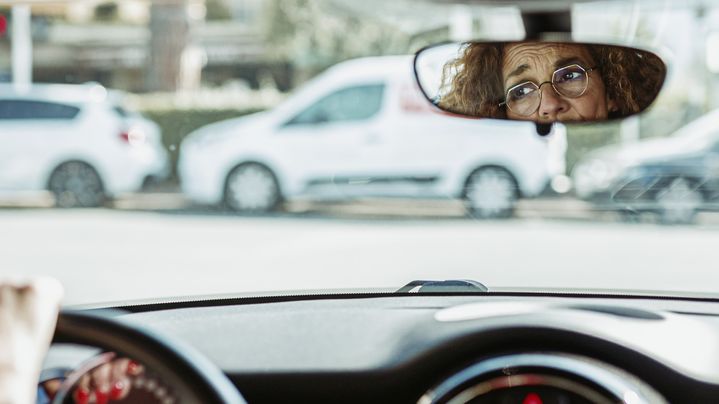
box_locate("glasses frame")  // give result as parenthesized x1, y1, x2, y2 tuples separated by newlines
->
(499, 64, 598, 116)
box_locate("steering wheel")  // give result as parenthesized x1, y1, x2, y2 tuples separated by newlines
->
(50, 310, 246, 404)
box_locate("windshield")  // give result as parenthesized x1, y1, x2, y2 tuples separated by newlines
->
(2, 0, 718, 306)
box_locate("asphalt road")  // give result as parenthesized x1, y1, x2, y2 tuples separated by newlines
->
(2, 200, 719, 306)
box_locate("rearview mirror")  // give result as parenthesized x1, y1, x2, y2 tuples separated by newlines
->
(413, 41, 666, 124)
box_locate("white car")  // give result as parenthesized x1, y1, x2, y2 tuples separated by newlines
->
(0, 83, 170, 207)
(179, 56, 566, 218)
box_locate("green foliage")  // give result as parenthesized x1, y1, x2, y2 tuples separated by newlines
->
(205, 0, 233, 21)
(94, 2, 119, 22)
(263, 0, 409, 81)
(141, 108, 264, 181)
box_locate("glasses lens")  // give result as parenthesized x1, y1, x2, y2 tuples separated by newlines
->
(553, 65, 588, 98)
(506, 82, 540, 116)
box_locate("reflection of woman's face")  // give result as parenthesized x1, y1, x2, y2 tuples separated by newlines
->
(501, 43, 615, 122)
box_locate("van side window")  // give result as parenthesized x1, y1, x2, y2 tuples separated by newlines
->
(285, 84, 384, 126)
(0, 100, 81, 120)
(113, 106, 129, 118)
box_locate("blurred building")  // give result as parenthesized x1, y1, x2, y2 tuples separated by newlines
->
(0, 0, 292, 92)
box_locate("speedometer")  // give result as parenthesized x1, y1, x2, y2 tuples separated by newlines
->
(442, 374, 611, 404)
(418, 353, 667, 404)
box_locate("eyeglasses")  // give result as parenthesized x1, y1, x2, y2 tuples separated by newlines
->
(499, 64, 597, 116)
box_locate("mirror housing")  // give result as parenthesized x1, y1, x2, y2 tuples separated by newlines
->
(413, 41, 666, 132)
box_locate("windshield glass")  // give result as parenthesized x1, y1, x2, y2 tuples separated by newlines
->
(2, 0, 718, 306)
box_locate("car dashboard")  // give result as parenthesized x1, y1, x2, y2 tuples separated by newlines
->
(53, 294, 719, 403)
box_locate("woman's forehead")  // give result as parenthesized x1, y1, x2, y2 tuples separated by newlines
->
(502, 43, 593, 76)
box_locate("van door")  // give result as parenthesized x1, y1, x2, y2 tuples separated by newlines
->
(374, 80, 464, 198)
(274, 83, 387, 198)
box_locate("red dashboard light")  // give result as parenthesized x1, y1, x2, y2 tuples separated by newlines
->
(522, 392, 543, 404)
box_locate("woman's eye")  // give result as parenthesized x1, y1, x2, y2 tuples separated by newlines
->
(558, 70, 584, 82)
(510, 85, 535, 99)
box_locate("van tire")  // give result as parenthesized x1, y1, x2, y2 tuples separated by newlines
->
(224, 163, 282, 213)
(463, 166, 519, 219)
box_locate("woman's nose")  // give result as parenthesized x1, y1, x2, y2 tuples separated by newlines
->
(537, 85, 568, 120)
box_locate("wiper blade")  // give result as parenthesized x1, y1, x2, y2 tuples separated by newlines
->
(397, 279, 489, 293)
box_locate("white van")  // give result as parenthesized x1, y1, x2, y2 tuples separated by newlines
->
(0, 83, 169, 207)
(179, 56, 566, 218)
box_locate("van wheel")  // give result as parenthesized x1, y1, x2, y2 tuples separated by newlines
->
(463, 167, 518, 219)
(224, 163, 281, 213)
(48, 162, 105, 208)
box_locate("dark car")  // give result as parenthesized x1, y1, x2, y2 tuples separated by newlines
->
(573, 109, 719, 223)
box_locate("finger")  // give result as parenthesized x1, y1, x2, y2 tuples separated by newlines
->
(73, 374, 92, 404)
(126, 360, 144, 376)
(110, 358, 130, 381)
(90, 363, 112, 404)
(108, 358, 130, 400)
(78, 373, 92, 391)
(90, 363, 112, 389)
(40, 379, 62, 400)
(93, 389, 109, 404)
(109, 376, 131, 401)
(72, 387, 90, 404)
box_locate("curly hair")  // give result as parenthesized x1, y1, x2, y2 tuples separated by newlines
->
(437, 42, 666, 120)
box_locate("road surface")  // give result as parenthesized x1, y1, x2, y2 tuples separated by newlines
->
(1, 206, 719, 306)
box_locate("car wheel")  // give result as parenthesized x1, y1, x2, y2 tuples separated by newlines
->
(224, 163, 281, 213)
(655, 177, 703, 224)
(48, 162, 105, 208)
(618, 208, 642, 223)
(463, 167, 518, 219)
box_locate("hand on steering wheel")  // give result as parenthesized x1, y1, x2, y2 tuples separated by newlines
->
(51, 311, 246, 404)
(0, 276, 243, 404)
(72, 356, 143, 404)
(41, 354, 145, 404)
(0, 277, 63, 404)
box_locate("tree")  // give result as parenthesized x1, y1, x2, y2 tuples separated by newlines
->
(205, 0, 232, 20)
(263, 0, 409, 84)
(94, 2, 119, 22)
(145, 0, 191, 92)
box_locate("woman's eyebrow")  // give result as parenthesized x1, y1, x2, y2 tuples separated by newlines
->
(507, 64, 529, 79)
(554, 57, 586, 69)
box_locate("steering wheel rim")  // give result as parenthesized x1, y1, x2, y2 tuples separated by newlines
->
(52, 310, 246, 404)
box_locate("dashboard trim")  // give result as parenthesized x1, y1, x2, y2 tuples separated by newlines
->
(75, 290, 719, 314)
